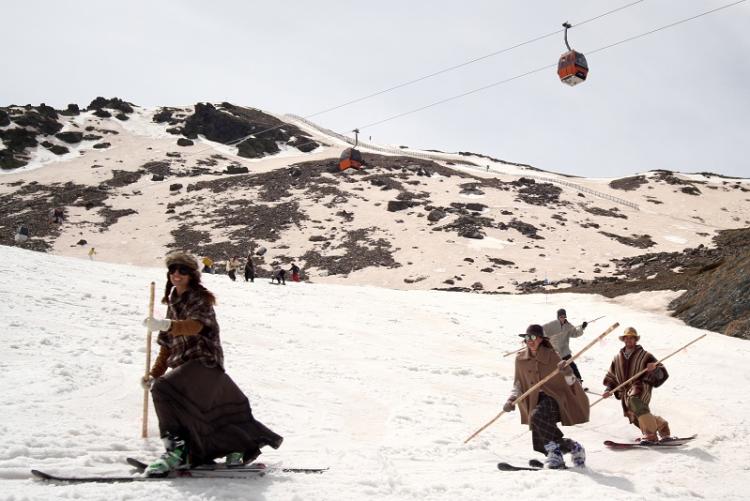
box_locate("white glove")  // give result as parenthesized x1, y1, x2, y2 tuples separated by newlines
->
(141, 375, 154, 390)
(143, 317, 171, 332)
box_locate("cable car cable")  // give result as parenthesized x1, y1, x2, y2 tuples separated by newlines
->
(190, 0, 647, 154)
(350, 0, 746, 134)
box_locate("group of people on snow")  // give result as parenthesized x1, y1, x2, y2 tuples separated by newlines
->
(503, 309, 672, 469)
(139, 249, 673, 476)
(199, 253, 302, 285)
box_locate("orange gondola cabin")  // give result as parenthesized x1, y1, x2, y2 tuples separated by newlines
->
(558, 50, 588, 86)
(339, 147, 364, 171)
(557, 22, 588, 87)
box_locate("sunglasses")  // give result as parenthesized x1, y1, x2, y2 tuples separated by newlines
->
(168, 264, 193, 275)
(523, 334, 539, 341)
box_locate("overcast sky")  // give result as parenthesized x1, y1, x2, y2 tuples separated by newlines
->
(2, 0, 748, 178)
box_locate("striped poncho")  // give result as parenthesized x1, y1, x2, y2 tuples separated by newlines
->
(603, 345, 669, 421)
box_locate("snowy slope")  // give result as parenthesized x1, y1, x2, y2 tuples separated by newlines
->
(1, 245, 748, 500)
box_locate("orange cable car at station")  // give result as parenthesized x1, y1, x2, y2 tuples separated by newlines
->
(339, 128, 365, 171)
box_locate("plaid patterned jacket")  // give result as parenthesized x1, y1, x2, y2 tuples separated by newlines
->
(157, 288, 224, 370)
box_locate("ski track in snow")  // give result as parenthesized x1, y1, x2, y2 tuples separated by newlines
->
(1, 245, 749, 500)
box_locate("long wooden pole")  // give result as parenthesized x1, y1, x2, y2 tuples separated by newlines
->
(465, 322, 619, 444)
(501, 315, 606, 358)
(141, 282, 155, 438)
(590, 333, 707, 408)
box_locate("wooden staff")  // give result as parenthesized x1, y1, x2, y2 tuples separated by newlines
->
(465, 322, 619, 443)
(141, 282, 155, 438)
(501, 315, 606, 358)
(590, 333, 707, 408)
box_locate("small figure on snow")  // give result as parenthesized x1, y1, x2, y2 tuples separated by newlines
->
(14, 223, 30, 244)
(542, 308, 587, 384)
(201, 256, 214, 274)
(88, 247, 97, 260)
(271, 266, 286, 285)
(503, 324, 589, 469)
(141, 251, 282, 477)
(226, 256, 240, 281)
(601, 327, 671, 444)
(244, 254, 255, 283)
(289, 262, 300, 282)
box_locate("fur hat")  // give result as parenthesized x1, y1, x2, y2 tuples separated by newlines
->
(165, 250, 201, 277)
(518, 324, 545, 338)
(619, 326, 640, 341)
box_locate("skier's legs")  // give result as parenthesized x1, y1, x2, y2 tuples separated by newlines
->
(530, 394, 564, 454)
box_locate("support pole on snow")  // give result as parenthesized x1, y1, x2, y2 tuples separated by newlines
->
(465, 322, 619, 444)
(590, 333, 707, 408)
(141, 282, 155, 438)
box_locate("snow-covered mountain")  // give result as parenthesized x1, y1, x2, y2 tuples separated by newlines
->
(1, 99, 749, 336)
(1, 244, 748, 500)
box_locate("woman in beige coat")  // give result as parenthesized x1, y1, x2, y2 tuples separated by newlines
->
(503, 324, 590, 468)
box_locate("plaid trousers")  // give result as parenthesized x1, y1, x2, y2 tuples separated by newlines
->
(530, 393, 573, 454)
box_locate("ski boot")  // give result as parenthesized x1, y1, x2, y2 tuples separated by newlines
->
(543, 441, 566, 469)
(146, 433, 188, 477)
(569, 441, 586, 467)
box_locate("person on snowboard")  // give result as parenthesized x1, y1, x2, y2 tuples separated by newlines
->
(542, 308, 586, 384)
(601, 326, 672, 444)
(141, 250, 282, 477)
(503, 324, 589, 469)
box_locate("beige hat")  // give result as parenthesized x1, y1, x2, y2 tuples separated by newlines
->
(165, 250, 201, 277)
(619, 326, 640, 341)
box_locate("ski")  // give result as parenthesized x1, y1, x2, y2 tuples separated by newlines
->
(497, 462, 542, 471)
(497, 459, 567, 471)
(31, 460, 327, 483)
(604, 434, 696, 449)
(126, 457, 326, 475)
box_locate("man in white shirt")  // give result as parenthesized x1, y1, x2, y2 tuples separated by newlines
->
(542, 308, 587, 384)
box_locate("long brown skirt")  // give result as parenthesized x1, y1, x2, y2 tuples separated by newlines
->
(151, 360, 283, 465)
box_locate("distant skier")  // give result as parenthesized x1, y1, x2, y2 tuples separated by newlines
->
(542, 308, 587, 384)
(601, 327, 672, 444)
(289, 262, 300, 282)
(141, 250, 282, 476)
(88, 247, 97, 260)
(503, 324, 589, 469)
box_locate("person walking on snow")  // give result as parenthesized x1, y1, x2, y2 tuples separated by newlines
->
(141, 251, 282, 477)
(88, 247, 97, 260)
(542, 308, 587, 384)
(503, 324, 589, 469)
(601, 327, 672, 444)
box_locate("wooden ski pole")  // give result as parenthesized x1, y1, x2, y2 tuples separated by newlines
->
(590, 333, 706, 408)
(502, 315, 605, 358)
(141, 282, 155, 438)
(465, 322, 619, 444)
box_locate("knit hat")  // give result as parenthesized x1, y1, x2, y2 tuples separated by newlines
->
(165, 250, 201, 278)
(557, 308, 567, 318)
(518, 324, 545, 338)
(619, 326, 640, 341)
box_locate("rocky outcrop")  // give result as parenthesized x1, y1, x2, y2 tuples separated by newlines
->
(181, 102, 319, 159)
